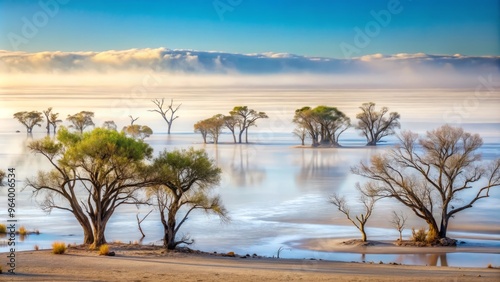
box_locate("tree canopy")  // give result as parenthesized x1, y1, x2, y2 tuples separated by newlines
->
(67, 111, 95, 133)
(148, 148, 228, 250)
(228, 106, 268, 144)
(122, 124, 153, 140)
(194, 114, 225, 144)
(293, 105, 350, 147)
(353, 125, 500, 240)
(27, 127, 153, 248)
(13, 111, 43, 133)
(355, 102, 400, 145)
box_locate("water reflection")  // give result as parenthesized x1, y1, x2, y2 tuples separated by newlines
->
(222, 145, 266, 188)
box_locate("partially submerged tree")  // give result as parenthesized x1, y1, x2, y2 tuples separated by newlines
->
(102, 120, 117, 131)
(27, 127, 153, 248)
(293, 106, 350, 147)
(390, 211, 408, 241)
(150, 98, 181, 134)
(292, 127, 308, 146)
(355, 102, 400, 146)
(353, 125, 500, 240)
(49, 112, 62, 133)
(67, 111, 95, 133)
(194, 114, 225, 144)
(330, 192, 377, 242)
(223, 115, 238, 143)
(229, 106, 268, 143)
(42, 108, 53, 134)
(122, 124, 153, 140)
(148, 148, 228, 250)
(13, 111, 43, 133)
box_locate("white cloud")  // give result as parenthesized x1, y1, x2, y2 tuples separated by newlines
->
(0, 48, 498, 88)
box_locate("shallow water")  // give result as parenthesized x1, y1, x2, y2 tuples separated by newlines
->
(0, 88, 499, 267)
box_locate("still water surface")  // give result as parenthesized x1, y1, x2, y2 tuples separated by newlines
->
(0, 88, 499, 267)
(0, 132, 498, 268)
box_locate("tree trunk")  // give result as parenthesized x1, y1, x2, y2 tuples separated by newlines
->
(167, 122, 172, 135)
(361, 229, 367, 242)
(164, 209, 177, 250)
(245, 127, 249, 143)
(238, 129, 244, 144)
(90, 222, 107, 248)
(439, 217, 449, 239)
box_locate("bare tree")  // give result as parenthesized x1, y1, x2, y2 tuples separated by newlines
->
(329, 192, 377, 242)
(13, 111, 43, 133)
(353, 125, 500, 240)
(136, 209, 153, 239)
(293, 127, 307, 146)
(129, 115, 139, 125)
(390, 211, 408, 241)
(67, 111, 95, 133)
(355, 102, 400, 146)
(149, 99, 181, 134)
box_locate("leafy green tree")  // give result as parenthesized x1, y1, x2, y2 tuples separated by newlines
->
(194, 114, 225, 144)
(122, 124, 153, 140)
(67, 111, 95, 133)
(293, 106, 350, 147)
(13, 111, 44, 133)
(229, 106, 268, 143)
(27, 127, 153, 248)
(149, 148, 228, 250)
(355, 102, 400, 146)
(353, 125, 500, 240)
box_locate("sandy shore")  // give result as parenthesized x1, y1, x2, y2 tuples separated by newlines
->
(295, 238, 500, 254)
(2, 244, 499, 282)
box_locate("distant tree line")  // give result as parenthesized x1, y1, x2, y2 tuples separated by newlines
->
(194, 106, 269, 144)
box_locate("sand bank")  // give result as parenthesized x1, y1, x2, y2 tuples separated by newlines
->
(2, 244, 499, 282)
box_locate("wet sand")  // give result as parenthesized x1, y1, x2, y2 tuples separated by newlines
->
(2, 244, 499, 282)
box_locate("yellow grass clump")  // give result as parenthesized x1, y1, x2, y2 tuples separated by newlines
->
(0, 224, 6, 233)
(99, 244, 110, 256)
(19, 226, 27, 235)
(52, 242, 67, 254)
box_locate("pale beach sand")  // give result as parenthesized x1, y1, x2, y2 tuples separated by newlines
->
(2, 244, 499, 282)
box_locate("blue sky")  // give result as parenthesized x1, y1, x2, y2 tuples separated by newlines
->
(0, 0, 498, 57)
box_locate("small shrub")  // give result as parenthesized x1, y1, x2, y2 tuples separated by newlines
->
(52, 242, 67, 254)
(34, 245, 39, 251)
(19, 226, 27, 236)
(99, 244, 110, 256)
(0, 224, 6, 234)
(487, 264, 493, 269)
(411, 227, 427, 243)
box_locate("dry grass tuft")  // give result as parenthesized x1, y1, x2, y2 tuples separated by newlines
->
(99, 244, 110, 256)
(0, 224, 6, 234)
(19, 226, 27, 236)
(34, 245, 40, 251)
(52, 242, 67, 254)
